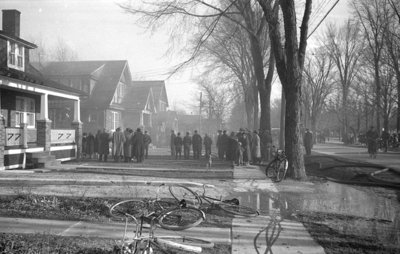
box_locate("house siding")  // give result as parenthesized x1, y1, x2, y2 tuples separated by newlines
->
(0, 39, 7, 68)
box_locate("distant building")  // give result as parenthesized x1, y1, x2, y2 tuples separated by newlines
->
(132, 81, 170, 147)
(0, 9, 83, 169)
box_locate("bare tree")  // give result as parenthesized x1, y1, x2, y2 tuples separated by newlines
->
(323, 20, 363, 143)
(52, 37, 78, 62)
(385, 3, 400, 131)
(303, 47, 335, 137)
(198, 12, 266, 130)
(257, 0, 312, 179)
(352, 0, 391, 133)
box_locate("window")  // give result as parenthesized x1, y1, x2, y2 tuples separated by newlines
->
(15, 96, 35, 128)
(17, 45, 23, 67)
(111, 111, 120, 131)
(113, 83, 125, 104)
(8, 43, 16, 65)
(7, 41, 24, 70)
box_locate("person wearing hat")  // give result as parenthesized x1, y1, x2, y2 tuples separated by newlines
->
(192, 130, 202, 159)
(132, 128, 145, 162)
(174, 132, 183, 159)
(112, 127, 126, 162)
(143, 130, 152, 159)
(366, 126, 379, 158)
(303, 128, 313, 156)
(170, 130, 176, 158)
(183, 131, 192, 159)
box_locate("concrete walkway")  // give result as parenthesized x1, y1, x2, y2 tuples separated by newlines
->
(0, 217, 230, 243)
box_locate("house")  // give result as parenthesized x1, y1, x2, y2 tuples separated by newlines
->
(34, 60, 133, 134)
(131, 81, 170, 147)
(0, 10, 83, 169)
(122, 84, 155, 131)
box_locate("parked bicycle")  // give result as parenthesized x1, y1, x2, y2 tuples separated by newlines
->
(110, 202, 213, 254)
(265, 148, 288, 182)
(168, 184, 259, 217)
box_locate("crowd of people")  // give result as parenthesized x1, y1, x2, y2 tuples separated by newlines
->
(170, 128, 262, 166)
(81, 127, 152, 162)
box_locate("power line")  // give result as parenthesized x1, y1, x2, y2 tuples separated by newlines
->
(307, 0, 340, 39)
(308, 0, 333, 29)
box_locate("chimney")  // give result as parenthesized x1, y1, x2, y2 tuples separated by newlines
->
(2, 9, 21, 37)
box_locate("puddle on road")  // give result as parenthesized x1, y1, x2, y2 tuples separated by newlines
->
(229, 181, 400, 248)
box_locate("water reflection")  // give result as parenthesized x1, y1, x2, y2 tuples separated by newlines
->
(229, 181, 400, 248)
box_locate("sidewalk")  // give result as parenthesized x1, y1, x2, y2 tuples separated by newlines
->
(313, 142, 400, 174)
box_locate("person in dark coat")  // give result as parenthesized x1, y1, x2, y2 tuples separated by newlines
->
(303, 128, 313, 156)
(98, 129, 110, 162)
(132, 128, 144, 163)
(94, 130, 101, 159)
(123, 128, 132, 162)
(170, 130, 176, 158)
(82, 133, 88, 159)
(183, 132, 192, 159)
(143, 131, 152, 159)
(228, 132, 239, 166)
(216, 130, 223, 160)
(366, 126, 379, 158)
(86, 132, 95, 159)
(203, 134, 212, 157)
(220, 130, 229, 160)
(174, 132, 183, 160)
(192, 130, 202, 159)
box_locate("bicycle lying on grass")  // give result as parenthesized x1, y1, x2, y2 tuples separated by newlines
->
(265, 148, 288, 182)
(109, 185, 212, 253)
(168, 184, 259, 217)
(110, 203, 213, 254)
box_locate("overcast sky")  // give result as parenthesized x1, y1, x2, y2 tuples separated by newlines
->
(1, 0, 349, 111)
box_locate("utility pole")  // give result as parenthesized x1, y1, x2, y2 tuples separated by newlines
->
(199, 92, 202, 133)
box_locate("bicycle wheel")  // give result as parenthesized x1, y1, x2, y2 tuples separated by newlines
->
(266, 160, 278, 178)
(109, 199, 146, 220)
(169, 185, 202, 206)
(218, 202, 259, 217)
(156, 236, 214, 248)
(274, 159, 288, 182)
(158, 207, 205, 230)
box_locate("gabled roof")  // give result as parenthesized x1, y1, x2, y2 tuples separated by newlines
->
(0, 30, 37, 49)
(132, 80, 169, 108)
(35, 60, 131, 108)
(0, 64, 82, 96)
(123, 85, 155, 112)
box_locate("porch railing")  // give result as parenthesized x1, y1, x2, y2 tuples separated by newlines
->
(5, 128, 23, 146)
(51, 129, 76, 144)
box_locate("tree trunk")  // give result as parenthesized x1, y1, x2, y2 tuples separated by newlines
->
(284, 84, 307, 180)
(253, 85, 259, 130)
(244, 88, 255, 130)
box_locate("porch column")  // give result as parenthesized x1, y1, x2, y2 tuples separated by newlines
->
(0, 113, 5, 170)
(72, 99, 82, 161)
(73, 99, 81, 122)
(37, 93, 51, 152)
(40, 93, 49, 120)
